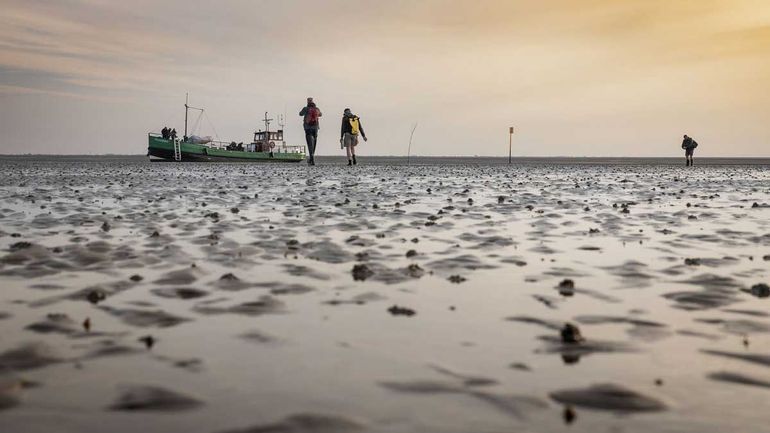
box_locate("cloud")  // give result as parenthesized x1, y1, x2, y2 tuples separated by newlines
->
(0, 0, 768, 155)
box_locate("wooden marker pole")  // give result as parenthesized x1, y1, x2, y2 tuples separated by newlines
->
(508, 126, 514, 164)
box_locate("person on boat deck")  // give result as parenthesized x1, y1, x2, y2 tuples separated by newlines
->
(340, 108, 367, 166)
(161, 126, 169, 139)
(681, 134, 698, 166)
(299, 97, 322, 165)
(171, 128, 177, 140)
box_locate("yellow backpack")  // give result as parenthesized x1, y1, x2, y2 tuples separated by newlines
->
(349, 117, 360, 136)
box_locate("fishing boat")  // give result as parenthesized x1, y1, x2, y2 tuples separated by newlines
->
(148, 96, 305, 162)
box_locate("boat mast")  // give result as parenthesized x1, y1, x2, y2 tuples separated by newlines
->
(184, 93, 189, 140)
(182, 94, 203, 141)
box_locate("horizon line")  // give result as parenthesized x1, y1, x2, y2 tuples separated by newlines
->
(2, 154, 770, 159)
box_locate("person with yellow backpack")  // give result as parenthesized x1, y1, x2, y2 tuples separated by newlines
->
(340, 108, 367, 166)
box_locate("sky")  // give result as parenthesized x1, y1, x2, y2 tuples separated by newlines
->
(0, 0, 769, 156)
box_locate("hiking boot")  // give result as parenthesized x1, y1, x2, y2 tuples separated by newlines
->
(348, 160, 352, 166)
(352, 155, 357, 165)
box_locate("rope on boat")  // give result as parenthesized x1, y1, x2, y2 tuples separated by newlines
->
(203, 111, 221, 141)
(186, 109, 220, 142)
(190, 110, 204, 135)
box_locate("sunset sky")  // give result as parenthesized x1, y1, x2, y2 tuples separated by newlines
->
(1, 0, 769, 156)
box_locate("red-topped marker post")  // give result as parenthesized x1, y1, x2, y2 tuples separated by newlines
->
(508, 126, 514, 164)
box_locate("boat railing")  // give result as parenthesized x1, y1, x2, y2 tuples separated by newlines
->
(149, 132, 305, 154)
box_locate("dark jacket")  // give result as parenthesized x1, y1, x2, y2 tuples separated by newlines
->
(299, 105, 322, 130)
(341, 114, 366, 139)
(682, 137, 698, 150)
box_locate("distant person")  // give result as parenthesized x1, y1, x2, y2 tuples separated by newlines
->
(340, 108, 367, 166)
(299, 97, 322, 165)
(161, 126, 169, 139)
(681, 134, 698, 166)
(171, 128, 177, 140)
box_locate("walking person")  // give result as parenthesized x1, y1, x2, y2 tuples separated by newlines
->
(340, 108, 367, 166)
(299, 97, 322, 165)
(681, 134, 698, 166)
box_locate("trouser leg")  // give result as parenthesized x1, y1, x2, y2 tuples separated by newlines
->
(343, 133, 351, 159)
(343, 133, 357, 161)
(311, 133, 317, 157)
(311, 131, 318, 160)
(305, 130, 316, 160)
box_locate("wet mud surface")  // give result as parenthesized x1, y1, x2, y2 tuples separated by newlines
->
(0, 158, 769, 432)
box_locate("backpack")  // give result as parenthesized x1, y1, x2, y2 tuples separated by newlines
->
(307, 107, 320, 126)
(691, 140, 698, 149)
(349, 117, 360, 136)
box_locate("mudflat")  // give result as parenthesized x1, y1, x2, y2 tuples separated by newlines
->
(0, 157, 769, 433)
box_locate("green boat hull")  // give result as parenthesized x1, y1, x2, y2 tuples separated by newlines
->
(147, 135, 305, 163)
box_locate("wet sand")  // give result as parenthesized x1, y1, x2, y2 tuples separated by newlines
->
(0, 156, 769, 432)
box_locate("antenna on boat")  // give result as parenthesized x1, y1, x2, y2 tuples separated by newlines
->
(277, 113, 286, 146)
(263, 112, 273, 135)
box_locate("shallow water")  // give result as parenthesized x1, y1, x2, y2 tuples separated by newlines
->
(1, 156, 769, 433)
